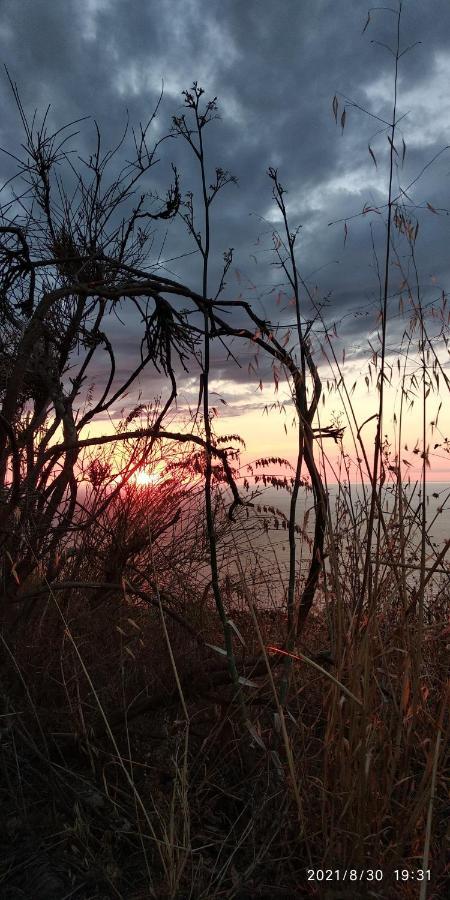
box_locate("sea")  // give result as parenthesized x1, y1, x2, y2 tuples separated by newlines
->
(214, 482, 450, 608)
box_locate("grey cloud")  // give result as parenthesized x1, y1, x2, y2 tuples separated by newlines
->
(1, 0, 449, 409)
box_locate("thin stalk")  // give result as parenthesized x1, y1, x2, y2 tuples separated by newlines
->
(190, 93, 245, 716)
(267, 170, 327, 683)
(359, 2, 402, 617)
(268, 173, 305, 699)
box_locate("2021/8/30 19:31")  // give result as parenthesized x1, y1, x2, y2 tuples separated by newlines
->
(307, 869, 431, 883)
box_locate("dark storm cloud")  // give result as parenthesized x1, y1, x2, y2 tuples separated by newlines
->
(1, 0, 449, 408)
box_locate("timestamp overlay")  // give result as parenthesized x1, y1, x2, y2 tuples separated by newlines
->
(305, 868, 432, 885)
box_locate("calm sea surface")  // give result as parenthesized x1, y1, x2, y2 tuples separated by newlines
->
(215, 482, 450, 607)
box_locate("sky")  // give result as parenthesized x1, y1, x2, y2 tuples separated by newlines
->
(1, 0, 450, 480)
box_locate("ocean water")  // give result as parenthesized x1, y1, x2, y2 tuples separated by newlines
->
(215, 482, 450, 607)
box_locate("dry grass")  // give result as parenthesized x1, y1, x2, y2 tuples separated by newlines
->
(0, 489, 448, 898)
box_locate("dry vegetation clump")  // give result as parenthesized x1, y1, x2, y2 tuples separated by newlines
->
(1, 505, 448, 898)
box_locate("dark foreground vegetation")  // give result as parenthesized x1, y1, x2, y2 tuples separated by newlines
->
(0, 5, 449, 897)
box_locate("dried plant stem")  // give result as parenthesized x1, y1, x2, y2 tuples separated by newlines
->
(419, 722, 442, 900)
(247, 599, 306, 834)
(148, 533, 190, 723)
(359, 2, 402, 617)
(174, 87, 246, 719)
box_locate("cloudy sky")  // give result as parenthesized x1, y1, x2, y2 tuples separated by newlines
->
(1, 0, 449, 477)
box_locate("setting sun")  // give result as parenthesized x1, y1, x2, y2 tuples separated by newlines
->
(133, 469, 160, 487)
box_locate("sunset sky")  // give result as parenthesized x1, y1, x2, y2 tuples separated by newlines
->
(1, 0, 449, 481)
